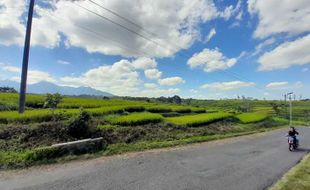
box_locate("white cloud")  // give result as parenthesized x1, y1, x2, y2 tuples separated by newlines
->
(235, 10, 243, 21)
(57, 60, 71, 65)
(144, 83, 158, 88)
(1, 65, 56, 84)
(0, 0, 238, 57)
(266, 81, 304, 90)
(60, 59, 140, 96)
(0, 0, 25, 46)
(204, 28, 216, 43)
(158, 77, 185, 86)
(258, 34, 310, 71)
(144, 69, 162, 80)
(201, 81, 256, 90)
(248, 0, 310, 38)
(302, 68, 309, 72)
(220, 0, 242, 20)
(188, 48, 237, 72)
(252, 37, 276, 56)
(132, 57, 157, 70)
(2, 65, 20, 73)
(266, 82, 289, 90)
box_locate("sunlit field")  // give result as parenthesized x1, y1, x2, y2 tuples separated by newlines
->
(0, 92, 309, 169)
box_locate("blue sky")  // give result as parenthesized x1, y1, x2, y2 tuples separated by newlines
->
(0, 0, 309, 99)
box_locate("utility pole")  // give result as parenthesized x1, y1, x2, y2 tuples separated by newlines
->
(286, 92, 293, 126)
(19, 0, 35, 113)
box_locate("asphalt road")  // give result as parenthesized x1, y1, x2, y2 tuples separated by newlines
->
(1, 127, 309, 190)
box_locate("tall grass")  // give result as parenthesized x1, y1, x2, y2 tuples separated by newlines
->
(235, 112, 268, 123)
(166, 112, 232, 127)
(107, 112, 164, 126)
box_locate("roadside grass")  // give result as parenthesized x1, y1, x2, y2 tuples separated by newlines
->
(269, 154, 310, 190)
(235, 112, 268, 123)
(106, 112, 164, 126)
(165, 112, 232, 127)
(0, 125, 283, 170)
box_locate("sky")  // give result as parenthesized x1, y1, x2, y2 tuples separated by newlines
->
(0, 0, 309, 100)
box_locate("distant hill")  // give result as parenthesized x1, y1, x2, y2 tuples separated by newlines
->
(0, 80, 114, 97)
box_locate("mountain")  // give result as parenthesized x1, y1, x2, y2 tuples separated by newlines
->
(0, 80, 114, 97)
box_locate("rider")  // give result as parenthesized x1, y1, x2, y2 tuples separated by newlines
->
(288, 126, 299, 145)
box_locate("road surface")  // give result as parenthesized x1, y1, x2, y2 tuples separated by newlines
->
(1, 127, 309, 190)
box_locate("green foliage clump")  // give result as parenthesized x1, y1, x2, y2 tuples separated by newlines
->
(68, 110, 94, 138)
(166, 112, 232, 127)
(44, 93, 63, 109)
(107, 112, 164, 126)
(235, 112, 268, 123)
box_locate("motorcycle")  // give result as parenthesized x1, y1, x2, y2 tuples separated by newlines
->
(287, 136, 299, 151)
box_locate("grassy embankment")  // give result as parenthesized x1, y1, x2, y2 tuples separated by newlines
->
(1, 92, 309, 169)
(269, 154, 310, 190)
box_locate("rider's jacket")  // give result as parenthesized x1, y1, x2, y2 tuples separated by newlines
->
(288, 130, 299, 137)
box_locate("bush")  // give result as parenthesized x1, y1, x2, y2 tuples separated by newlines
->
(68, 110, 93, 138)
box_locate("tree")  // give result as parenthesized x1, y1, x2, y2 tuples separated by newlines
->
(0, 87, 17, 93)
(171, 95, 182, 104)
(44, 93, 63, 109)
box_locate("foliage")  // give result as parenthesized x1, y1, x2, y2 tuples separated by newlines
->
(0, 87, 17, 93)
(166, 112, 232, 127)
(44, 93, 63, 109)
(68, 110, 94, 138)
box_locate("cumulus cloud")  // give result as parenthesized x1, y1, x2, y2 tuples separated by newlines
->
(200, 81, 255, 90)
(60, 59, 140, 95)
(132, 57, 157, 70)
(266, 81, 289, 90)
(1, 65, 56, 84)
(2, 65, 20, 73)
(248, 0, 310, 38)
(258, 34, 310, 71)
(188, 48, 237, 72)
(0, 0, 26, 46)
(144, 83, 158, 88)
(204, 28, 216, 43)
(158, 77, 185, 86)
(144, 69, 162, 80)
(0, 0, 239, 57)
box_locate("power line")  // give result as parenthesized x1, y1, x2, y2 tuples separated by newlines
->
(77, 1, 266, 93)
(44, 11, 152, 58)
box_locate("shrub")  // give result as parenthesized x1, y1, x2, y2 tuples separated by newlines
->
(43, 93, 63, 109)
(68, 110, 93, 138)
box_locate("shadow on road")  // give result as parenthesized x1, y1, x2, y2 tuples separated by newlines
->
(295, 148, 310, 152)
